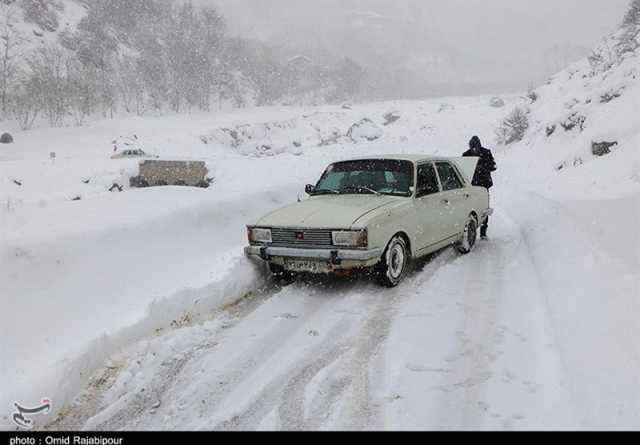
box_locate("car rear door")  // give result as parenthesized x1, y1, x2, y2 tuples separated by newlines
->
(435, 161, 468, 240)
(413, 162, 445, 253)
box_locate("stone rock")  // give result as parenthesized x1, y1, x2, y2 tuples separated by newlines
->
(1, 133, 13, 144)
(592, 141, 618, 157)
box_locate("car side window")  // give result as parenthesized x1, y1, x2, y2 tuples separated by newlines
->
(416, 163, 440, 197)
(436, 163, 464, 191)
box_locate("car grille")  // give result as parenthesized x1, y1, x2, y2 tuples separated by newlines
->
(270, 228, 333, 248)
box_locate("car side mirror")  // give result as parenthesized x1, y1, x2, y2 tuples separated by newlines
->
(305, 184, 316, 195)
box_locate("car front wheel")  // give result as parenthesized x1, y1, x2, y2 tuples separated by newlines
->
(455, 214, 478, 254)
(375, 235, 409, 287)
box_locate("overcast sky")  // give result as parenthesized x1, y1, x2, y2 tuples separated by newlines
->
(198, 0, 630, 98)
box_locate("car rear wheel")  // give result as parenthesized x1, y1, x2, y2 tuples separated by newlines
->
(375, 235, 409, 287)
(455, 214, 478, 254)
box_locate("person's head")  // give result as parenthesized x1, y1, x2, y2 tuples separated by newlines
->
(469, 136, 482, 150)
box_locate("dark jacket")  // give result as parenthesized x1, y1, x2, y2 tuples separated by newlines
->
(463, 137, 497, 189)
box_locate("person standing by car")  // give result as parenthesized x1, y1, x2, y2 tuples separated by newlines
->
(463, 136, 497, 240)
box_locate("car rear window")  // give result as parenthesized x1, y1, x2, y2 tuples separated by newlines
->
(436, 162, 464, 191)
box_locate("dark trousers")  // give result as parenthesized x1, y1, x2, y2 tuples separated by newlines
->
(482, 189, 491, 237)
(481, 216, 489, 237)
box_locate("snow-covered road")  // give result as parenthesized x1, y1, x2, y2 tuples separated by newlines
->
(46, 184, 638, 430)
(3, 87, 638, 430)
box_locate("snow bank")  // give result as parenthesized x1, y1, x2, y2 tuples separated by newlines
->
(0, 184, 301, 429)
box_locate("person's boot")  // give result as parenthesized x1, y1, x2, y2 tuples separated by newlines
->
(480, 226, 488, 241)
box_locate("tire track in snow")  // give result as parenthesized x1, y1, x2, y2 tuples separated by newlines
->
(216, 252, 453, 431)
(214, 322, 353, 431)
(429, 230, 509, 429)
(425, 206, 580, 429)
(48, 247, 455, 431)
(45, 283, 279, 431)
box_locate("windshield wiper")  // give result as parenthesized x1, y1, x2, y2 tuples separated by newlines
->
(340, 186, 381, 196)
(312, 189, 341, 195)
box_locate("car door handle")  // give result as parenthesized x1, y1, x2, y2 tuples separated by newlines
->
(441, 199, 450, 205)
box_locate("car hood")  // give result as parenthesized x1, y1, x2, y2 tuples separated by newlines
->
(255, 194, 403, 229)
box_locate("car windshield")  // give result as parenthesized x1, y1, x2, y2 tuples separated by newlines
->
(314, 159, 414, 197)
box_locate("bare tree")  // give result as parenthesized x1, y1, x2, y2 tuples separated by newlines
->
(25, 44, 70, 127)
(0, 1, 25, 116)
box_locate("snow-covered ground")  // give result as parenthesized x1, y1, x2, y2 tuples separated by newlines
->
(1, 73, 639, 430)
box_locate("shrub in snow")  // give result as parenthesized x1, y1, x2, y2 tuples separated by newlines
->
(318, 130, 344, 147)
(588, 39, 619, 74)
(495, 107, 529, 145)
(600, 87, 625, 103)
(383, 110, 401, 126)
(592, 141, 618, 157)
(438, 103, 455, 113)
(347, 118, 383, 142)
(561, 113, 587, 132)
(489, 97, 505, 108)
(527, 89, 539, 103)
(546, 125, 557, 137)
(0, 133, 13, 144)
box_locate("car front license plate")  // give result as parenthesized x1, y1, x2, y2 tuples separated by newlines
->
(284, 259, 330, 274)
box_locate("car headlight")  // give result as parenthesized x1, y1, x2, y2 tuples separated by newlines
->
(332, 230, 367, 248)
(248, 227, 272, 244)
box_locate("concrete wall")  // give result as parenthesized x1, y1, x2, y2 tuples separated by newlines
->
(135, 160, 208, 187)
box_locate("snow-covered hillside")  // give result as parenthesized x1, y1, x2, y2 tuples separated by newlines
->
(501, 20, 640, 201)
(4, 0, 86, 50)
(1, 11, 639, 430)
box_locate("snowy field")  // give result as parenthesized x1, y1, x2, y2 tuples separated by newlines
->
(1, 84, 639, 430)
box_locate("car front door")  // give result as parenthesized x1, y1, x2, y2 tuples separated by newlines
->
(435, 162, 468, 240)
(413, 162, 445, 254)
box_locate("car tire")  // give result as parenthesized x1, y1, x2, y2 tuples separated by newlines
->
(455, 214, 478, 255)
(375, 235, 409, 288)
(269, 263, 296, 285)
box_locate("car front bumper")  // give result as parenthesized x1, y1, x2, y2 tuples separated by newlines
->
(244, 245, 384, 271)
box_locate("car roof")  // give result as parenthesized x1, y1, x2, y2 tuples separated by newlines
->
(337, 154, 453, 164)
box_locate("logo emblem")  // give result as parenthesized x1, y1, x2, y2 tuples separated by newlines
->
(12, 399, 52, 429)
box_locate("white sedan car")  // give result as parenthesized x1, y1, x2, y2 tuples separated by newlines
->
(245, 155, 492, 287)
